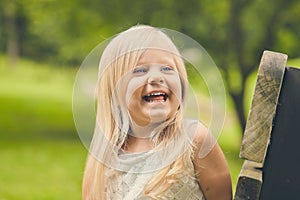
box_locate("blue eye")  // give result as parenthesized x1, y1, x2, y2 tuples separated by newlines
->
(133, 67, 147, 74)
(161, 66, 174, 72)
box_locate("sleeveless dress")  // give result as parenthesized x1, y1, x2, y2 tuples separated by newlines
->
(106, 119, 206, 200)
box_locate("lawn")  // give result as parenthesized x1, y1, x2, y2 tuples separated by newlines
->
(0, 55, 244, 199)
(0, 140, 85, 200)
(0, 56, 86, 200)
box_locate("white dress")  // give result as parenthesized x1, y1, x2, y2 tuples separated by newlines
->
(106, 119, 206, 200)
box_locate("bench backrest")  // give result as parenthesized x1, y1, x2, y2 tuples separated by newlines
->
(234, 51, 300, 200)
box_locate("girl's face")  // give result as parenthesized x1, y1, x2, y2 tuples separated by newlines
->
(124, 49, 183, 126)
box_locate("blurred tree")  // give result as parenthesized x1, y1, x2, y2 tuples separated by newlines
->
(1, 0, 300, 132)
(17, 0, 95, 65)
(86, 0, 300, 132)
(0, 0, 26, 67)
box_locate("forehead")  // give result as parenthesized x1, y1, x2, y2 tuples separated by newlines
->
(137, 49, 177, 66)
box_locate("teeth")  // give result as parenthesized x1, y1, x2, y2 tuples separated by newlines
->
(148, 99, 163, 101)
(146, 92, 166, 97)
(143, 92, 168, 102)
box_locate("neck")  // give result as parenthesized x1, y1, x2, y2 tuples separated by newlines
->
(124, 134, 153, 153)
(123, 121, 162, 153)
(129, 121, 163, 138)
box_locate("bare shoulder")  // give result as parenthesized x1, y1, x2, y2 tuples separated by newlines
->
(187, 120, 232, 200)
(183, 119, 212, 152)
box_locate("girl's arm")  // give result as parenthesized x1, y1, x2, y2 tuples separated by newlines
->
(192, 122, 232, 200)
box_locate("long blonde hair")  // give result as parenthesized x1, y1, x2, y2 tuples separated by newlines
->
(82, 25, 194, 199)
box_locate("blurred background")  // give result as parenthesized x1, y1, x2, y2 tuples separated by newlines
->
(1, 0, 300, 199)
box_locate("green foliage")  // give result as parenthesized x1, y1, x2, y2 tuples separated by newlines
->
(3, 0, 300, 131)
(2, 0, 300, 65)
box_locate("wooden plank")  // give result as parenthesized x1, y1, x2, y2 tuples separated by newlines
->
(234, 161, 263, 200)
(240, 50, 287, 163)
(234, 177, 261, 200)
(237, 160, 263, 182)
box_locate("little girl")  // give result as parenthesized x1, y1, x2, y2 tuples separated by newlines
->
(82, 25, 232, 199)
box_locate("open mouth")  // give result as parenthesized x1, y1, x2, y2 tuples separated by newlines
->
(142, 92, 168, 103)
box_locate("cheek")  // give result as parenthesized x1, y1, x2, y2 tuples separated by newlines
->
(125, 78, 145, 106)
(168, 77, 183, 102)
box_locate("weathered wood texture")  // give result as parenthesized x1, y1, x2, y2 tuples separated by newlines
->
(240, 51, 288, 163)
(234, 50, 288, 200)
(259, 67, 300, 199)
(235, 51, 300, 199)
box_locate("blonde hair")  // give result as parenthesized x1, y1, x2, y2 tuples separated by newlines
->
(82, 25, 194, 199)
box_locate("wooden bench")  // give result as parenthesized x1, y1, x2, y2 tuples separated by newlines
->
(234, 50, 300, 200)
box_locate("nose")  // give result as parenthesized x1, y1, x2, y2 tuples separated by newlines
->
(147, 71, 164, 84)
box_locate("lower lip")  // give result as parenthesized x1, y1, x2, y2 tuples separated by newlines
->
(143, 99, 168, 105)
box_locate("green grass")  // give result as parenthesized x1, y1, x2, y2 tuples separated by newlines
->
(0, 56, 86, 199)
(0, 55, 245, 198)
(0, 140, 85, 200)
(0, 56, 77, 140)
